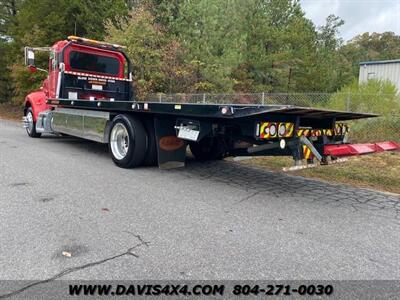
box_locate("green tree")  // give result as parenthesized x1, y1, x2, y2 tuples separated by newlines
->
(0, 40, 12, 102)
(301, 14, 353, 93)
(340, 32, 400, 77)
(106, 5, 197, 98)
(12, 0, 128, 47)
(0, 0, 23, 37)
(235, 0, 320, 93)
(0, 0, 24, 102)
(173, 0, 247, 92)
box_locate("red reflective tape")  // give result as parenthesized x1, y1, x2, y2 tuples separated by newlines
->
(64, 70, 131, 81)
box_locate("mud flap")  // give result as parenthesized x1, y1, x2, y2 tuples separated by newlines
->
(154, 117, 187, 169)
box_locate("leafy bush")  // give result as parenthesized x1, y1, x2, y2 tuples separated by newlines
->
(328, 79, 400, 115)
(9, 63, 47, 105)
(327, 80, 400, 143)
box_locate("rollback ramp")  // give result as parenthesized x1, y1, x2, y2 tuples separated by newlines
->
(324, 141, 400, 157)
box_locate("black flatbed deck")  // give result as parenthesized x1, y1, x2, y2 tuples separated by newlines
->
(47, 98, 378, 121)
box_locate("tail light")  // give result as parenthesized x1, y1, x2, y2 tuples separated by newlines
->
(278, 123, 286, 136)
(258, 122, 294, 139)
(269, 123, 277, 136)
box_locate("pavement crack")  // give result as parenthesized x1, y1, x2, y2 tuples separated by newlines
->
(8, 182, 29, 187)
(122, 231, 150, 247)
(236, 191, 260, 204)
(0, 237, 148, 299)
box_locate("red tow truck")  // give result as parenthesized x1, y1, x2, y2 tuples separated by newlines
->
(22, 36, 399, 169)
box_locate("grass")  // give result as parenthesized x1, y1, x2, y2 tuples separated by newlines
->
(0, 102, 22, 121)
(237, 152, 400, 194)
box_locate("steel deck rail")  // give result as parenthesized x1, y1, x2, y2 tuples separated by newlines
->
(47, 98, 378, 121)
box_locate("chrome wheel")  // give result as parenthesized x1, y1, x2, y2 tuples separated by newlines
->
(108, 115, 147, 168)
(26, 111, 34, 134)
(110, 123, 130, 160)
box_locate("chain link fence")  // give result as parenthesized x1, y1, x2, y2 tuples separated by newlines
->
(145, 92, 332, 107)
(144, 92, 400, 143)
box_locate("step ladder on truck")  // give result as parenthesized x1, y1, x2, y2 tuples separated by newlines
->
(22, 36, 400, 170)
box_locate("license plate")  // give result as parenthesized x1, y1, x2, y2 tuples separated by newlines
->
(177, 127, 200, 141)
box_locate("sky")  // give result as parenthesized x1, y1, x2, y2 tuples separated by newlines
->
(300, 0, 400, 42)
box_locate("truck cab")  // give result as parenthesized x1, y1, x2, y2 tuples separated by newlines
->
(23, 36, 132, 137)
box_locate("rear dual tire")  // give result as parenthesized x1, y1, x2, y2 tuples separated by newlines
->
(108, 114, 158, 168)
(108, 115, 147, 168)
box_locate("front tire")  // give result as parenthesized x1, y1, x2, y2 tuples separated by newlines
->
(25, 108, 41, 138)
(108, 115, 147, 168)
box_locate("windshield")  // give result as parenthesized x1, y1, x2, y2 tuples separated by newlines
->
(69, 51, 120, 75)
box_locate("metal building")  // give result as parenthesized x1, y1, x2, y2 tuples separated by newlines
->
(359, 59, 400, 90)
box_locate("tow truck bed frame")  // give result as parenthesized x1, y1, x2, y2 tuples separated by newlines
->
(39, 98, 378, 169)
(47, 98, 375, 121)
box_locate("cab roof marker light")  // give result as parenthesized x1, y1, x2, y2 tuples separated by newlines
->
(67, 35, 126, 49)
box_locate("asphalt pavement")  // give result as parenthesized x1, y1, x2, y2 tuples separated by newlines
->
(1, 118, 400, 282)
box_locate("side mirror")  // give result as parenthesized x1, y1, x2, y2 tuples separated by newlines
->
(25, 47, 35, 66)
(28, 65, 37, 73)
